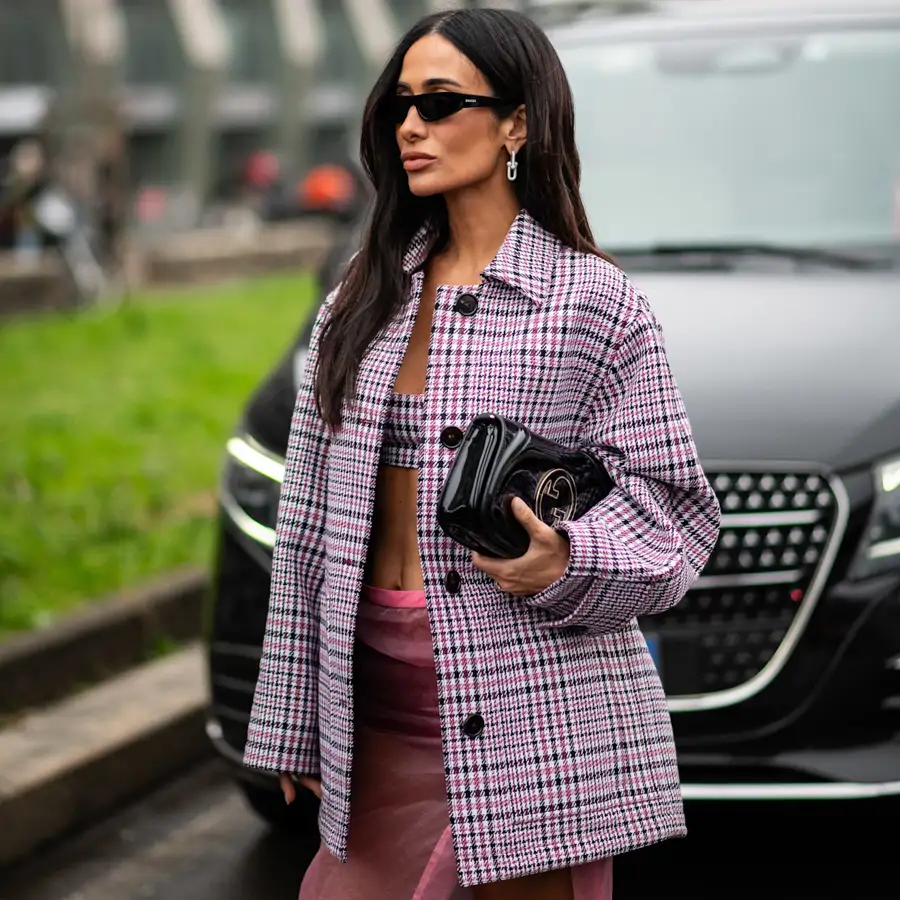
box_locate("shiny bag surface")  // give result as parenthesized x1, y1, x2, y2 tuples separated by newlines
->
(437, 413, 615, 558)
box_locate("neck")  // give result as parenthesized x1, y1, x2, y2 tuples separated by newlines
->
(440, 182, 521, 277)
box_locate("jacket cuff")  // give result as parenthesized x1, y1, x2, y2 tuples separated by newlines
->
(522, 521, 592, 624)
(242, 726, 321, 776)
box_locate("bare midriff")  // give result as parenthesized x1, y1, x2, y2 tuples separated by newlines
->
(365, 466, 425, 590)
(362, 275, 436, 593)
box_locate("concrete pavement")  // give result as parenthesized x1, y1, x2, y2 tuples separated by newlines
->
(0, 646, 210, 868)
(3, 760, 898, 900)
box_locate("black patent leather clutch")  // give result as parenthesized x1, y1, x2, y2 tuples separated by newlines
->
(436, 413, 615, 559)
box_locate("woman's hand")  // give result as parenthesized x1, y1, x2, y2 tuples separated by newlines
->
(471, 497, 571, 597)
(280, 773, 323, 803)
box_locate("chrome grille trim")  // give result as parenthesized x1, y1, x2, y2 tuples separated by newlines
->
(210, 703, 251, 724)
(667, 462, 850, 713)
(695, 569, 804, 589)
(212, 673, 257, 694)
(719, 510, 824, 528)
(210, 641, 262, 661)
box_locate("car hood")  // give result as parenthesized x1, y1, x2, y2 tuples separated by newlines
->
(630, 270, 900, 471)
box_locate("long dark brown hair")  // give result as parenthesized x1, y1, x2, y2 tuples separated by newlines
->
(316, 8, 608, 430)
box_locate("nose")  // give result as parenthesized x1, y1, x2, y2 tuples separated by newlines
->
(397, 104, 427, 142)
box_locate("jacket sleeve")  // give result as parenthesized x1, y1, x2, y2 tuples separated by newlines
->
(524, 290, 720, 635)
(242, 288, 336, 775)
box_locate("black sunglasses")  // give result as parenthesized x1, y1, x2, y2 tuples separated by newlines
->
(382, 93, 515, 125)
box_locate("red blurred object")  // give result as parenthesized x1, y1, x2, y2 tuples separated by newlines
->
(790, 588, 804, 602)
(245, 151, 281, 189)
(136, 187, 167, 222)
(298, 164, 355, 211)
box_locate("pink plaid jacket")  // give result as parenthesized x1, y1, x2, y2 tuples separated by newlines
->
(244, 209, 721, 886)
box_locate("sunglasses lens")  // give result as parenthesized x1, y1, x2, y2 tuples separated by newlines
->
(416, 94, 463, 122)
(384, 96, 412, 124)
(385, 94, 468, 124)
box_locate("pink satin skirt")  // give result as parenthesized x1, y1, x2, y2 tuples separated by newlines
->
(297, 585, 613, 899)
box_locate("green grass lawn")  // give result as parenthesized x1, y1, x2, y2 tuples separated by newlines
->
(0, 273, 317, 638)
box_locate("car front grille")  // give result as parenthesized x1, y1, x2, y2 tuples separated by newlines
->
(209, 523, 270, 755)
(209, 642, 259, 749)
(640, 466, 847, 709)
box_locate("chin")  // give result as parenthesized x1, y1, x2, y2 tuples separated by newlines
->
(406, 171, 461, 198)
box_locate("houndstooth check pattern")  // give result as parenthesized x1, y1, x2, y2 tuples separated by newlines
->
(244, 210, 721, 887)
(380, 390, 425, 468)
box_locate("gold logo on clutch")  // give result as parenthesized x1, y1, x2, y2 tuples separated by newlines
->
(534, 468, 577, 526)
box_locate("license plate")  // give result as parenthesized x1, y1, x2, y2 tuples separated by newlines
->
(644, 632, 663, 675)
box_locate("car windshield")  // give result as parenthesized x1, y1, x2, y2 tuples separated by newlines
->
(559, 25, 900, 257)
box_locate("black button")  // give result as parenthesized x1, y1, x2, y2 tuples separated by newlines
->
(462, 714, 485, 738)
(454, 293, 478, 316)
(440, 426, 464, 448)
(444, 569, 461, 594)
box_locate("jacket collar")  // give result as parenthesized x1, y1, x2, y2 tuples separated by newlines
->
(401, 208, 562, 308)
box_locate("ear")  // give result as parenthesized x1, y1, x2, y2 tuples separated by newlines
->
(504, 104, 527, 154)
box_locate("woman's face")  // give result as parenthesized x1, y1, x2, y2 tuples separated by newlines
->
(393, 34, 522, 198)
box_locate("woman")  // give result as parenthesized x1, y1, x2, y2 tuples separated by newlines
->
(244, 8, 721, 899)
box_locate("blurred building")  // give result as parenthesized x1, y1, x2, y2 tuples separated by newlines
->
(0, 0, 581, 221)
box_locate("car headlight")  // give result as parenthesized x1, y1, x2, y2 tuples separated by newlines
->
(849, 455, 900, 580)
(220, 435, 284, 549)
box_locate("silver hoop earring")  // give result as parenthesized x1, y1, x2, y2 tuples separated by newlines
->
(506, 149, 518, 182)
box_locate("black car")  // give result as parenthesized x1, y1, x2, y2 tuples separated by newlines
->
(204, 0, 900, 833)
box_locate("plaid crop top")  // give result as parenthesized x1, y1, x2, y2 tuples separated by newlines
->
(379, 391, 424, 468)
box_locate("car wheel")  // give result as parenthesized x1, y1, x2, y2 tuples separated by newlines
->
(238, 780, 320, 834)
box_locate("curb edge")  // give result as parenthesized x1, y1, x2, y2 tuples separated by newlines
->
(0, 566, 210, 716)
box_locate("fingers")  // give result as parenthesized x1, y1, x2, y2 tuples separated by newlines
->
(510, 496, 545, 536)
(299, 775, 323, 799)
(471, 550, 505, 577)
(471, 554, 526, 594)
(470, 499, 551, 575)
(280, 773, 324, 802)
(279, 773, 297, 805)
